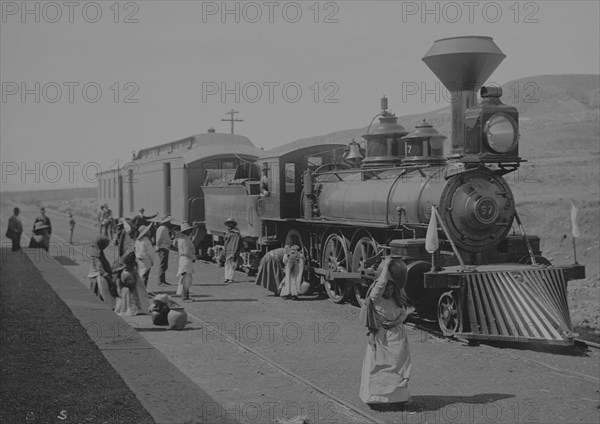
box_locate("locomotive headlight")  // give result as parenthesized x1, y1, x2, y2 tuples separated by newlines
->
(484, 114, 518, 153)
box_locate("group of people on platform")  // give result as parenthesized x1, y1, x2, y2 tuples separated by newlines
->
(6, 204, 414, 409)
(5, 206, 60, 252)
(88, 207, 202, 314)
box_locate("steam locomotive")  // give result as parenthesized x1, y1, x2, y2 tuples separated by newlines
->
(202, 36, 586, 345)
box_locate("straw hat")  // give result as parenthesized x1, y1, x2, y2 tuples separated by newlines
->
(180, 221, 195, 233)
(137, 225, 152, 239)
(153, 215, 173, 225)
(34, 221, 50, 231)
(154, 294, 170, 304)
(112, 261, 125, 272)
(224, 217, 237, 227)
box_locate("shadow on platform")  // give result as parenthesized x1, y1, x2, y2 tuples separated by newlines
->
(371, 393, 515, 413)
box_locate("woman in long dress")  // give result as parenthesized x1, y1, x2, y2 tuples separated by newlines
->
(359, 256, 414, 406)
(176, 222, 195, 301)
(87, 236, 118, 309)
(135, 225, 157, 287)
(255, 247, 287, 295)
(114, 252, 149, 315)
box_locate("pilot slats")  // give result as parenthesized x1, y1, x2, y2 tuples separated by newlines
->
(461, 269, 572, 344)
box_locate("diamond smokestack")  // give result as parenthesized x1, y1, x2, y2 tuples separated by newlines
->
(422, 36, 506, 155)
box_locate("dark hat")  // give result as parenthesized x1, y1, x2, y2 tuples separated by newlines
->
(123, 251, 137, 265)
(224, 218, 237, 227)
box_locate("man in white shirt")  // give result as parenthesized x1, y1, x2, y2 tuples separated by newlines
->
(154, 215, 173, 286)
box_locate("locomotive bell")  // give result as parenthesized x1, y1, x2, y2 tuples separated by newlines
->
(361, 97, 409, 167)
(401, 120, 447, 165)
(344, 139, 364, 165)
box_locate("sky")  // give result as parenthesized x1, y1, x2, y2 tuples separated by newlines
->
(1, 0, 599, 191)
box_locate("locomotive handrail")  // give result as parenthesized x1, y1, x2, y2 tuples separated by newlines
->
(513, 210, 538, 265)
(432, 206, 468, 271)
(314, 163, 430, 180)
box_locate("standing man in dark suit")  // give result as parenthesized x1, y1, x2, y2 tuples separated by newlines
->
(130, 208, 157, 239)
(6, 207, 23, 251)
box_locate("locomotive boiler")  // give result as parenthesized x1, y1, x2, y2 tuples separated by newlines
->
(202, 36, 586, 345)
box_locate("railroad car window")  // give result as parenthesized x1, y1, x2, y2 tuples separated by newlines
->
(128, 169, 134, 212)
(285, 163, 296, 193)
(222, 161, 235, 169)
(113, 178, 117, 199)
(308, 156, 322, 168)
(271, 164, 279, 195)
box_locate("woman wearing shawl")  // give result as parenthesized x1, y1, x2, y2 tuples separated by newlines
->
(359, 256, 415, 406)
(255, 247, 287, 295)
(115, 218, 135, 258)
(135, 225, 157, 287)
(176, 222, 196, 301)
(87, 236, 118, 309)
(114, 254, 149, 316)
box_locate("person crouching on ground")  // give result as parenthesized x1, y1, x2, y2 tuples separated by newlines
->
(154, 215, 173, 286)
(135, 225, 157, 287)
(176, 222, 196, 301)
(28, 221, 50, 251)
(33, 207, 52, 250)
(359, 256, 415, 408)
(255, 246, 287, 296)
(223, 218, 242, 284)
(87, 236, 118, 309)
(279, 245, 307, 300)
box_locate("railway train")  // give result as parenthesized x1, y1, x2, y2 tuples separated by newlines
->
(99, 36, 585, 345)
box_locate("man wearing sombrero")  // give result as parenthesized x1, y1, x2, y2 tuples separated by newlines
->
(154, 215, 173, 286)
(223, 218, 242, 284)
